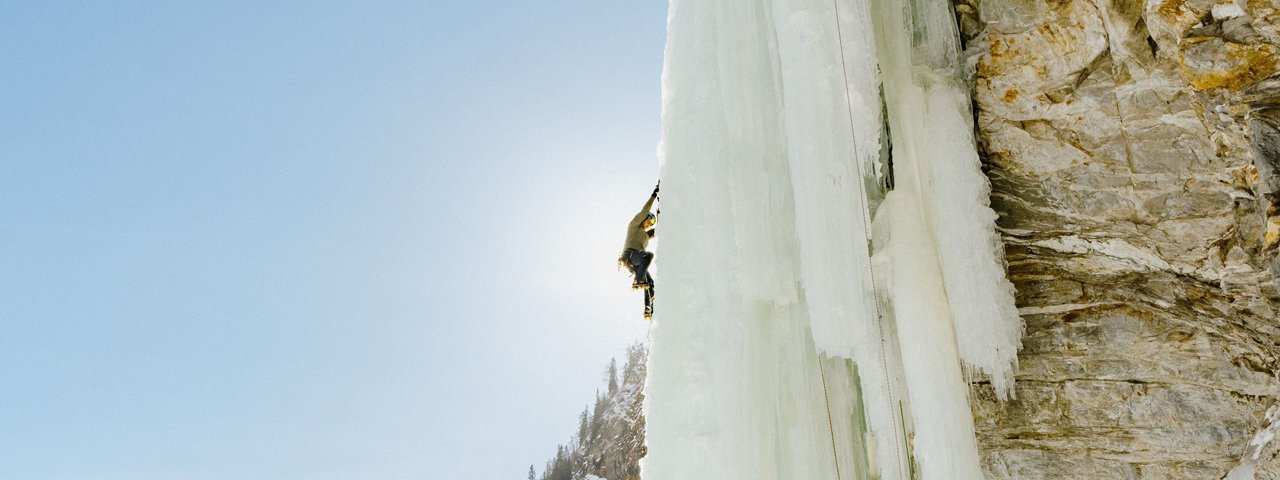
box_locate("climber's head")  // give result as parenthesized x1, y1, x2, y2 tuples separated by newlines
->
(643, 212, 657, 229)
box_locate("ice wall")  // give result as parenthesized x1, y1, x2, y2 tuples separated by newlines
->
(871, 0, 1023, 401)
(643, 0, 1022, 479)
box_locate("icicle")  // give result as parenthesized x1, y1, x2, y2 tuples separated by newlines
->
(644, 1, 862, 478)
(769, 1, 906, 476)
(644, 0, 1022, 478)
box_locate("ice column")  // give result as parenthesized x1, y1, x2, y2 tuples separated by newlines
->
(643, 0, 1022, 478)
(871, 0, 1023, 400)
(770, 1, 909, 477)
(643, 1, 868, 479)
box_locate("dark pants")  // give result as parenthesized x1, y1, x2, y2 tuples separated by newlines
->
(624, 249, 653, 284)
(622, 248, 655, 316)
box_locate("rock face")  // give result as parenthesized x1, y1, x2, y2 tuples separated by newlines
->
(958, 0, 1280, 477)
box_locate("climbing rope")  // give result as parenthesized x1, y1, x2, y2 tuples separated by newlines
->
(829, 0, 909, 477)
(817, 355, 844, 480)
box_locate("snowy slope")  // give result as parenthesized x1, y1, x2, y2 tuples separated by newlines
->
(643, 0, 1021, 479)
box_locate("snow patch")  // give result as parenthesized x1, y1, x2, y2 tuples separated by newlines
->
(1018, 302, 1118, 316)
(1031, 236, 1182, 273)
(1213, 2, 1247, 21)
(1226, 404, 1280, 480)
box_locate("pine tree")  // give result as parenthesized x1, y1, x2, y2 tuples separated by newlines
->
(528, 465, 536, 480)
(577, 408, 591, 447)
(548, 446, 571, 480)
(541, 459, 554, 480)
(590, 391, 608, 442)
(607, 358, 619, 395)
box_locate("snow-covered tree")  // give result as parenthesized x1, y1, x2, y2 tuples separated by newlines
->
(606, 358, 618, 395)
(534, 343, 647, 480)
(577, 408, 589, 446)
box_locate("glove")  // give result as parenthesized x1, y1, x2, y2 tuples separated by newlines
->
(652, 182, 660, 197)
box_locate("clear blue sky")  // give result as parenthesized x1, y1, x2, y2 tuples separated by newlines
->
(0, 2, 664, 479)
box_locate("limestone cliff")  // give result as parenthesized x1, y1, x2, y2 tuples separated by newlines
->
(957, 0, 1280, 477)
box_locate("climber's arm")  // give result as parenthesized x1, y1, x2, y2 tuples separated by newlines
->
(639, 192, 657, 215)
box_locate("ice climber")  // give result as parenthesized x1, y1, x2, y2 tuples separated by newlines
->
(620, 183, 659, 319)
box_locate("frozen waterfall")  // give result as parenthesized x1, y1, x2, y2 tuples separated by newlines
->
(642, 0, 1022, 479)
